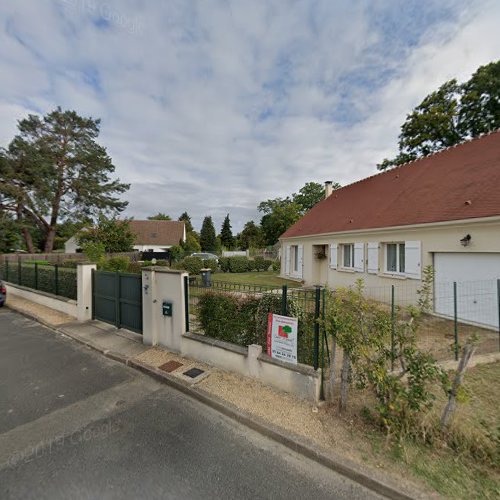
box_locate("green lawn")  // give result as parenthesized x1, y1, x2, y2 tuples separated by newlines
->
(211, 271, 300, 288)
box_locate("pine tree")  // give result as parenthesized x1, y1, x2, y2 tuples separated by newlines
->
(220, 214, 234, 249)
(200, 216, 217, 251)
(178, 211, 193, 233)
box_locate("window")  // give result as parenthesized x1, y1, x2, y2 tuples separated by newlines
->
(292, 245, 298, 272)
(386, 243, 405, 273)
(342, 244, 354, 268)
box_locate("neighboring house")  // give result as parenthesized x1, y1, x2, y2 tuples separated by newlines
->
(280, 131, 500, 328)
(65, 220, 186, 253)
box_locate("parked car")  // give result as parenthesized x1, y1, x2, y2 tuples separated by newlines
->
(190, 252, 219, 263)
(0, 281, 6, 307)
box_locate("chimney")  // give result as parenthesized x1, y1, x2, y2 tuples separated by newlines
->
(324, 181, 333, 199)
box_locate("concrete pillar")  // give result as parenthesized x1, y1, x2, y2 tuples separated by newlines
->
(248, 344, 262, 378)
(77, 263, 96, 322)
(141, 267, 188, 351)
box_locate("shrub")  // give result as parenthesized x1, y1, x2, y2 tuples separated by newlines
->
(196, 289, 314, 364)
(202, 259, 218, 272)
(219, 257, 230, 272)
(61, 259, 79, 268)
(228, 256, 250, 273)
(271, 261, 280, 272)
(127, 261, 143, 274)
(154, 259, 169, 266)
(101, 256, 130, 272)
(169, 245, 184, 262)
(82, 241, 105, 263)
(176, 256, 204, 274)
(253, 256, 272, 272)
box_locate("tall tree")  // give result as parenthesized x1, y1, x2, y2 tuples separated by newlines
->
(0, 108, 129, 251)
(459, 61, 500, 137)
(0, 209, 22, 253)
(178, 211, 193, 233)
(220, 214, 234, 249)
(237, 220, 265, 250)
(147, 212, 171, 220)
(200, 216, 217, 251)
(77, 216, 136, 253)
(378, 60, 500, 170)
(259, 200, 301, 246)
(293, 181, 340, 213)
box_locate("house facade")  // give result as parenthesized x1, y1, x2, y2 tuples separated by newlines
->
(65, 220, 186, 253)
(280, 131, 500, 328)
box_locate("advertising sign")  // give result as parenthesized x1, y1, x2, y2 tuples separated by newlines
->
(266, 313, 298, 364)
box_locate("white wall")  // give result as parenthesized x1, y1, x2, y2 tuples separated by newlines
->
(281, 217, 500, 297)
(6, 283, 77, 317)
(134, 244, 172, 252)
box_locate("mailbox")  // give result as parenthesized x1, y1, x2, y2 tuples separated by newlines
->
(162, 301, 173, 317)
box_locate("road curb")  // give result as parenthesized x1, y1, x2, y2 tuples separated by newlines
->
(6, 305, 422, 500)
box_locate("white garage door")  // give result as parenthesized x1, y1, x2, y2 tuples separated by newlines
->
(434, 253, 500, 329)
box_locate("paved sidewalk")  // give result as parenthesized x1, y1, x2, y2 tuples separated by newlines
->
(5, 296, 428, 500)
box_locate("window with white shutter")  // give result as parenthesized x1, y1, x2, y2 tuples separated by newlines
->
(354, 242, 364, 272)
(329, 243, 338, 269)
(297, 244, 304, 279)
(285, 245, 291, 275)
(367, 242, 379, 274)
(404, 241, 421, 279)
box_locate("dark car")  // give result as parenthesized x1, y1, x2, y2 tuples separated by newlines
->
(0, 281, 6, 307)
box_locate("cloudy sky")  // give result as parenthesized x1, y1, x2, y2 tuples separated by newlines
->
(1, 1, 499, 232)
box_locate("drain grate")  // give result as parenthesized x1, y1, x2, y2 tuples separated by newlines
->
(183, 367, 205, 378)
(158, 360, 183, 373)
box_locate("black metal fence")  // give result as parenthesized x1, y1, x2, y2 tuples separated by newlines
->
(187, 279, 325, 367)
(0, 260, 77, 300)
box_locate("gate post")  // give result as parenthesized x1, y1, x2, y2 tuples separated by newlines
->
(77, 263, 97, 322)
(142, 267, 188, 351)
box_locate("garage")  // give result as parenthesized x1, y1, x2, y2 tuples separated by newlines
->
(434, 253, 500, 329)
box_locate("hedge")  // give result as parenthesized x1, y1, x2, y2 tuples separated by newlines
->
(196, 290, 316, 365)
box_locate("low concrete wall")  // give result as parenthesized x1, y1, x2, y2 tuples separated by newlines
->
(182, 332, 321, 402)
(5, 283, 77, 318)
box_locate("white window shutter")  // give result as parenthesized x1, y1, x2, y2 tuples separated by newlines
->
(297, 245, 304, 279)
(285, 245, 291, 276)
(367, 242, 379, 274)
(405, 241, 421, 279)
(354, 243, 364, 272)
(329, 243, 338, 269)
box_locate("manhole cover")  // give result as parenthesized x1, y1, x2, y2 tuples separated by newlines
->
(159, 360, 183, 373)
(183, 367, 205, 378)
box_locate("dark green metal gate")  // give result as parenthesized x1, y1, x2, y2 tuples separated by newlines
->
(92, 270, 143, 334)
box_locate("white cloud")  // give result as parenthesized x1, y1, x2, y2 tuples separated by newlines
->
(0, 0, 499, 232)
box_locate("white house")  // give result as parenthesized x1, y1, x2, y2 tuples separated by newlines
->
(65, 220, 186, 253)
(280, 131, 500, 328)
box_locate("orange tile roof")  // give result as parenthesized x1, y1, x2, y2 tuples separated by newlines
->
(281, 131, 500, 239)
(128, 220, 185, 246)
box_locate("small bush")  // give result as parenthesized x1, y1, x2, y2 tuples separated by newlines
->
(219, 257, 230, 272)
(176, 256, 204, 274)
(61, 260, 79, 268)
(101, 256, 130, 272)
(154, 259, 169, 266)
(202, 259, 218, 272)
(228, 256, 251, 273)
(127, 262, 143, 274)
(271, 261, 280, 272)
(253, 256, 272, 272)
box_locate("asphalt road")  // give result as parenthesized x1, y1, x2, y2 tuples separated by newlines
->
(0, 309, 382, 500)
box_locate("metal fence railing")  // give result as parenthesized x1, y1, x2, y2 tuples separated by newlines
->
(187, 280, 324, 367)
(361, 279, 500, 361)
(0, 260, 77, 300)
